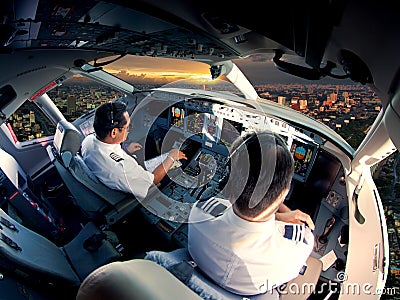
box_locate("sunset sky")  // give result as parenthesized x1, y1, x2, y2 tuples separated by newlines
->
(103, 55, 212, 84)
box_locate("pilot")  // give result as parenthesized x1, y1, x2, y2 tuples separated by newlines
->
(188, 131, 314, 296)
(81, 101, 187, 200)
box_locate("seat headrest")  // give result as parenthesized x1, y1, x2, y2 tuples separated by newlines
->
(76, 259, 202, 300)
(53, 120, 83, 156)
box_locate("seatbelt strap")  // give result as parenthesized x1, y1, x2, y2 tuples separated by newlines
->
(167, 260, 197, 284)
(0, 232, 22, 251)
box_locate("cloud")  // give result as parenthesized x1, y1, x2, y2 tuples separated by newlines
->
(105, 55, 209, 75)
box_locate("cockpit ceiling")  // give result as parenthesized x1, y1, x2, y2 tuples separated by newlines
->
(0, 0, 345, 66)
(0, 1, 243, 62)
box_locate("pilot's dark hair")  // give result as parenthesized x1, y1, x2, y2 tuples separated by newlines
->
(93, 101, 128, 139)
(228, 131, 294, 219)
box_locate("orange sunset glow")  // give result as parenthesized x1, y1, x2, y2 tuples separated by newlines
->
(103, 55, 212, 84)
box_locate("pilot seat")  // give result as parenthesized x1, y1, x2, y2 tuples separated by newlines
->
(47, 120, 139, 225)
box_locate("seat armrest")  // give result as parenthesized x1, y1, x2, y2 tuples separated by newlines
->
(63, 222, 121, 281)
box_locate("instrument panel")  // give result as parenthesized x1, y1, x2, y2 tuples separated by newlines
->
(144, 97, 319, 181)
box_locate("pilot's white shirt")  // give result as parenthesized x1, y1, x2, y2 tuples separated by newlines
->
(81, 134, 154, 199)
(188, 197, 314, 296)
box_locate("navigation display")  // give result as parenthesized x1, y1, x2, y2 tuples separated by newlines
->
(220, 119, 243, 147)
(186, 109, 204, 137)
(203, 113, 221, 143)
(170, 105, 185, 130)
(290, 138, 315, 180)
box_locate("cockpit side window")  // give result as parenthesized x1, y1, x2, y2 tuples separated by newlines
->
(6, 101, 56, 142)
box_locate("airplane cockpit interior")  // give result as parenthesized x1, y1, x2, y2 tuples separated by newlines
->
(0, 0, 399, 299)
(67, 87, 349, 297)
(0, 79, 352, 300)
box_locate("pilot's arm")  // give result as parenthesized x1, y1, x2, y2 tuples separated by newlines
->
(125, 142, 142, 153)
(276, 203, 315, 230)
(152, 148, 187, 184)
(121, 141, 143, 155)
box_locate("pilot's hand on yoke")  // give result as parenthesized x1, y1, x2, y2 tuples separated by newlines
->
(168, 148, 188, 161)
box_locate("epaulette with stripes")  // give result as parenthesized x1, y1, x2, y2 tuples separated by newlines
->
(283, 224, 309, 244)
(110, 152, 124, 162)
(196, 198, 227, 217)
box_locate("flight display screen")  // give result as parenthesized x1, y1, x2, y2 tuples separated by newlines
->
(203, 113, 221, 143)
(170, 105, 185, 130)
(186, 109, 204, 137)
(220, 119, 243, 147)
(290, 138, 315, 180)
